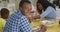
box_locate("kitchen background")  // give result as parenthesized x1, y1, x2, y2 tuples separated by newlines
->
(0, 0, 60, 18)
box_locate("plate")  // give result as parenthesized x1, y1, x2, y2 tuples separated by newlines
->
(41, 20, 55, 27)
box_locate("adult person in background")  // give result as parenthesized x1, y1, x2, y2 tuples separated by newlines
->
(37, 0, 56, 19)
(0, 8, 9, 32)
(4, 0, 32, 32)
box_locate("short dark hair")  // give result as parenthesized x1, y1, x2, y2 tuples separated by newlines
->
(19, 0, 31, 7)
(1, 8, 9, 16)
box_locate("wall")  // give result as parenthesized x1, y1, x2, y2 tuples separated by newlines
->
(15, 0, 37, 9)
(0, 0, 60, 18)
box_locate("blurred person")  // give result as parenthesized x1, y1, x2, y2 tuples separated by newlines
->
(20, 0, 40, 20)
(0, 8, 9, 32)
(31, 5, 40, 19)
(37, 0, 56, 19)
(1, 8, 9, 20)
(4, 0, 32, 32)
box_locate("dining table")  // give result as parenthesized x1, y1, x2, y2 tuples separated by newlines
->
(30, 19, 60, 32)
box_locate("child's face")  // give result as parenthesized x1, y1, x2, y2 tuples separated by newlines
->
(2, 13, 9, 19)
(21, 3, 32, 16)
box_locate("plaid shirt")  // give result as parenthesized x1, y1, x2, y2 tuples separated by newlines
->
(4, 10, 32, 32)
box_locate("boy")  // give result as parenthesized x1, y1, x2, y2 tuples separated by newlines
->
(0, 8, 9, 32)
(4, 0, 32, 32)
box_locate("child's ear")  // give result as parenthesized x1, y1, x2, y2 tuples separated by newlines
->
(19, 7, 24, 15)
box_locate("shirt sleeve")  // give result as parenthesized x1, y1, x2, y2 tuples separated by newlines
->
(40, 6, 55, 18)
(4, 17, 19, 32)
(19, 16, 32, 32)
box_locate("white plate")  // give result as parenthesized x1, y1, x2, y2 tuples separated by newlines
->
(41, 20, 55, 27)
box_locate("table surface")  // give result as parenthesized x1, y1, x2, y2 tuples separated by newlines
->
(30, 20, 60, 32)
(46, 21, 60, 32)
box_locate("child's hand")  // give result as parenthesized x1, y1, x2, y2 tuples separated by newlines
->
(40, 25, 47, 32)
(32, 10, 40, 19)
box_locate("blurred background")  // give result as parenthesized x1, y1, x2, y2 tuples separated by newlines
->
(0, 0, 60, 18)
